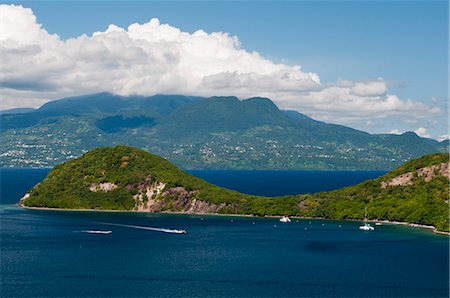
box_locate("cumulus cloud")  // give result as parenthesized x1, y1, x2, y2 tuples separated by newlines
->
(0, 4, 443, 138)
(350, 78, 387, 97)
(1, 5, 321, 103)
(414, 127, 430, 138)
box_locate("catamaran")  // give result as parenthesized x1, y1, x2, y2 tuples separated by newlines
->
(359, 207, 374, 231)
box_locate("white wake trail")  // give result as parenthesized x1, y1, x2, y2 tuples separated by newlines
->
(96, 222, 187, 234)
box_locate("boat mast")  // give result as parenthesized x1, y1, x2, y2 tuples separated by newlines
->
(364, 206, 368, 224)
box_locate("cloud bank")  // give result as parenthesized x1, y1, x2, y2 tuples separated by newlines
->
(0, 4, 444, 138)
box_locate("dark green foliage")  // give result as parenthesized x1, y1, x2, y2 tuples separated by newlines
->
(25, 145, 260, 210)
(96, 115, 155, 133)
(24, 147, 449, 232)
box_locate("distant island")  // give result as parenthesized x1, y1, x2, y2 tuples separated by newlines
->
(20, 146, 449, 233)
(1, 93, 448, 170)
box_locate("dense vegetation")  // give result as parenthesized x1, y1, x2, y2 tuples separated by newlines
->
(2, 93, 447, 170)
(297, 152, 449, 231)
(23, 146, 449, 232)
(24, 146, 263, 210)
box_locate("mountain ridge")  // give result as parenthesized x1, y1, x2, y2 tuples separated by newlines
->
(1, 92, 447, 170)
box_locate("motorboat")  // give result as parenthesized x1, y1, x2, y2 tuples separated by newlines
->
(173, 229, 187, 234)
(83, 230, 112, 234)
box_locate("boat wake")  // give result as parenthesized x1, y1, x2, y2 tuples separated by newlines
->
(97, 222, 186, 234)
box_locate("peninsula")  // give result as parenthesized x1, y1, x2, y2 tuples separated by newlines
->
(20, 146, 449, 233)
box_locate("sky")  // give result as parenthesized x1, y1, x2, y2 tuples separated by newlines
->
(1, 0, 448, 140)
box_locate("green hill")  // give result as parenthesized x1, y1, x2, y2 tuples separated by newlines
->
(21, 146, 449, 232)
(21, 146, 269, 212)
(298, 153, 449, 231)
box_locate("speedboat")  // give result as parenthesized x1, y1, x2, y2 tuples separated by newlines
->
(279, 216, 291, 223)
(83, 230, 112, 234)
(173, 229, 187, 234)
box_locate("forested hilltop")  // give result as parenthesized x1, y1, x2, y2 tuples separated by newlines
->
(21, 146, 449, 232)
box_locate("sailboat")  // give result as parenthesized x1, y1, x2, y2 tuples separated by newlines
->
(279, 216, 291, 223)
(359, 207, 374, 231)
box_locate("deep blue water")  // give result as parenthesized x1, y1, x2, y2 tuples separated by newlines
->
(188, 170, 387, 196)
(1, 169, 448, 297)
(0, 168, 50, 205)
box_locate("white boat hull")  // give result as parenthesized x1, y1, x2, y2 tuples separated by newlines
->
(359, 225, 374, 231)
(83, 230, 112, 234)
(279, 216, 291, 223)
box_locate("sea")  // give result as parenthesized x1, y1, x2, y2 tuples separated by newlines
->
(1, 168, 449, 297)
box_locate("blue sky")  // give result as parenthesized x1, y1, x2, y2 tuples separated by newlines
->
(8, 0, 448, 100)
(2, 0, 449, 139)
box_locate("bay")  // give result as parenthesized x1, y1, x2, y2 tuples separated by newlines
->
(188, 169, 386, 196)
(0, 168, 448, 297)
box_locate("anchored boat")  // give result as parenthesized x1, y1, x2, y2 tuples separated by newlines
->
(279, 216, 291, 223)
(359, 207, 374, 231)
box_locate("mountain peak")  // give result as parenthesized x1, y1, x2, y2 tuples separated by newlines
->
(244, 97, 273, 103)
(401, 131, 420, 138)
(209, 96, 240, 102)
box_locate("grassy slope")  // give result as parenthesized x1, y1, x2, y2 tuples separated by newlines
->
(24, 146, 449, 231)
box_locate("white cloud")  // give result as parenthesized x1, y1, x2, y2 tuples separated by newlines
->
(389, 129, 402, 135)
(0, 4, 444, 139)
(437, 134, 449, 142)
(414, 127, 430, 138)
(351, 78, 387, 97)
(1, 4, 323, 104)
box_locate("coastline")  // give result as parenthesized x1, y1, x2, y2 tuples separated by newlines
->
(18, 204, 449, 236)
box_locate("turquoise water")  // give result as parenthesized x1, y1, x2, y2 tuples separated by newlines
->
(1, 169, 449, 297)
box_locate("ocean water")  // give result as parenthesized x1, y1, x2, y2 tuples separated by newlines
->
(0, 168, 50, 205)
(188, 170, 387, 196)
(1, 169, 449, 297)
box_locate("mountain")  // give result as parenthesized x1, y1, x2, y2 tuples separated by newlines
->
(0, 92, 202, 131)
(157, 96, 294, 137)
(0, 108, 35, 115)
(37, 92, 203, 116)
(1, 93, 447, 169)
(20, 146, 449, 232)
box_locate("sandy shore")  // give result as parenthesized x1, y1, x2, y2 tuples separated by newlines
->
(18, 204, 449, 236)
